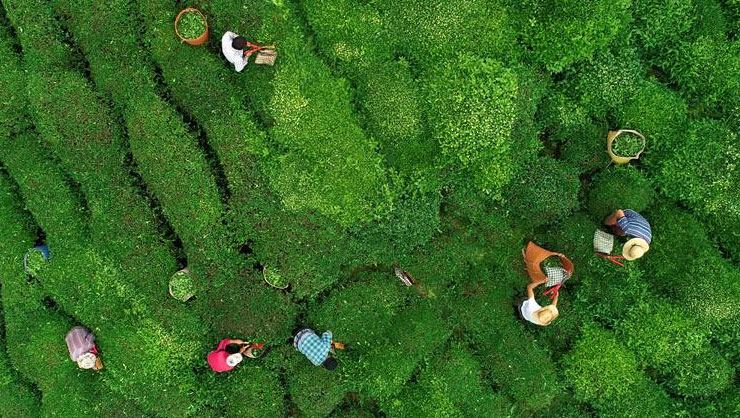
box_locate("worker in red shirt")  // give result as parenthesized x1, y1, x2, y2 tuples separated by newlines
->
(207, 338, 261, 373)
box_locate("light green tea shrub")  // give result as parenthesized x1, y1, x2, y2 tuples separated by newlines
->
(564, 325, 674, 417)
(512, 0, 633, 72)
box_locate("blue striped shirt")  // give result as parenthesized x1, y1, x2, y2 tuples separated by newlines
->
(294, 329, 332, 366)
(617, 209, 652, 243)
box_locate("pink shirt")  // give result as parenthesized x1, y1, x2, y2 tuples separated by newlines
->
(207, 339, 234, 372)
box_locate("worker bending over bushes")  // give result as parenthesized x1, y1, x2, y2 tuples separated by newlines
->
(604, 209, 652, 260)
(293, 328, 343, 371)
(519, 278, 559, 327)
(221, 31, 277, 72)
(65, 326, 103, 371)
(207, 338, 262, 373)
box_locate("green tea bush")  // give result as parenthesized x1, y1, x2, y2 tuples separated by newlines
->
(376, 0, 518, 69)
(0, 176, 145, 418)
(539, 92, 609, 173)
(564, 324, 674, 417)
(355, 61, 432, 175)
(284, 345, 349, 417)
(614, 79, 688, 168)
(619, 301, 734, 397)
(631, 0, 697, 58)
(307, 273, 408, 349)
(301, 0, 435, 178)
(198, 271, 296, 343)
(585, 165, 655, 221)
(266, 64, 390, 227)
(206, 0, 393, 227)
(348, 186, 442, 266)
(0, 25, 30, 138)
(55, 0, 234, 276)
(349, 302, 451, 401)
(656, 119, 739, 256)
(641, 205, 740, 353)
(238, 193, 352, 298)
(424, 56, 526, 196)
(0, 175, 41, 418)
(213, 364, 285, 418)
(563, 48, 644, 116)
(503, 157, 581, 231)
(0, 132, 88, 244)
(382, 345, 512, 417)
(0, 0, 738, 414)
(301, 0, 390, 70)
(512, 0, 633, 72)
(659, 36, 740, 116)
(451, 278, 561, 411)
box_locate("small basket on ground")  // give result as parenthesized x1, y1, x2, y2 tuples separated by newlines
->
(607, 129, 646, 165)
(169, 268, 195, 302)
(175, 8, 209, 46)
(24, 244, 51, 276)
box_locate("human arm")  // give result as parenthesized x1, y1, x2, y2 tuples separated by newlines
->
(604, 209, 625, 226)
(526, 278, 547, 299)
(321, 331, 333, 347)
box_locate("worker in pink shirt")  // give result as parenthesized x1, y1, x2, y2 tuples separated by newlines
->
(207, 338, 262, 373)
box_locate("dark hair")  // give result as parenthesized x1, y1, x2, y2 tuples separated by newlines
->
(232, 36, 247, 50)
(322, 356, 337, 371)
(225, 343, 241, 354)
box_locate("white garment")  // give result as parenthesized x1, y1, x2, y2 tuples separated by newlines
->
(520, 297, 543, 325)
(221, 32, 249, 72)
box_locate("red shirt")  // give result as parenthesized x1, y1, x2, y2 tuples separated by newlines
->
(207, 339, 234, 372)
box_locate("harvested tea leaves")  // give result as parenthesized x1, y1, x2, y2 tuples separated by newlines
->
(178, 11, 206, 40)
(25, 248, 47, 276)
(263, 266, 289, 289)
(612, 132, 644, 157)
(169, 270, 195, 301)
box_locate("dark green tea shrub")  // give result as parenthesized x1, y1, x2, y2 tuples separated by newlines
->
(382, 345, 512, 417)
(660, 36, 740, 115)
(513, 0, 632, 72)
(619, 301, 734, 397)
(586, 166, 655, 221)
(503, 157, 580, 231)
(177, 10, 206, 40)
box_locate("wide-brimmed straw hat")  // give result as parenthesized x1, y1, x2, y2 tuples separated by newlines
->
(226, 353, 243, 367)
(77, 352, 98, 369)
(535, 305, 559, 326)
(623, 238, 649, 260)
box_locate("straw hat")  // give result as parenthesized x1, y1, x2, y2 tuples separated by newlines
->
(535, 305, 559, 326)
(226, 353, 243, 367)
(623, 238, 649, 260)
(77, 352, 98, 370)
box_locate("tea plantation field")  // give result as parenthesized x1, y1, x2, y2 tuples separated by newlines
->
(0, 0, 738, 416)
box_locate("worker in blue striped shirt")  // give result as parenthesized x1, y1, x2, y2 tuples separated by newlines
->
(604, 209, 652, 260)
(293, 328, 338, 370)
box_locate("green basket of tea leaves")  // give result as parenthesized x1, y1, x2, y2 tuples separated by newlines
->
(169, 268, 195, 302)
(263, 266, 289, 289)
(607, 129, 646, 164)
